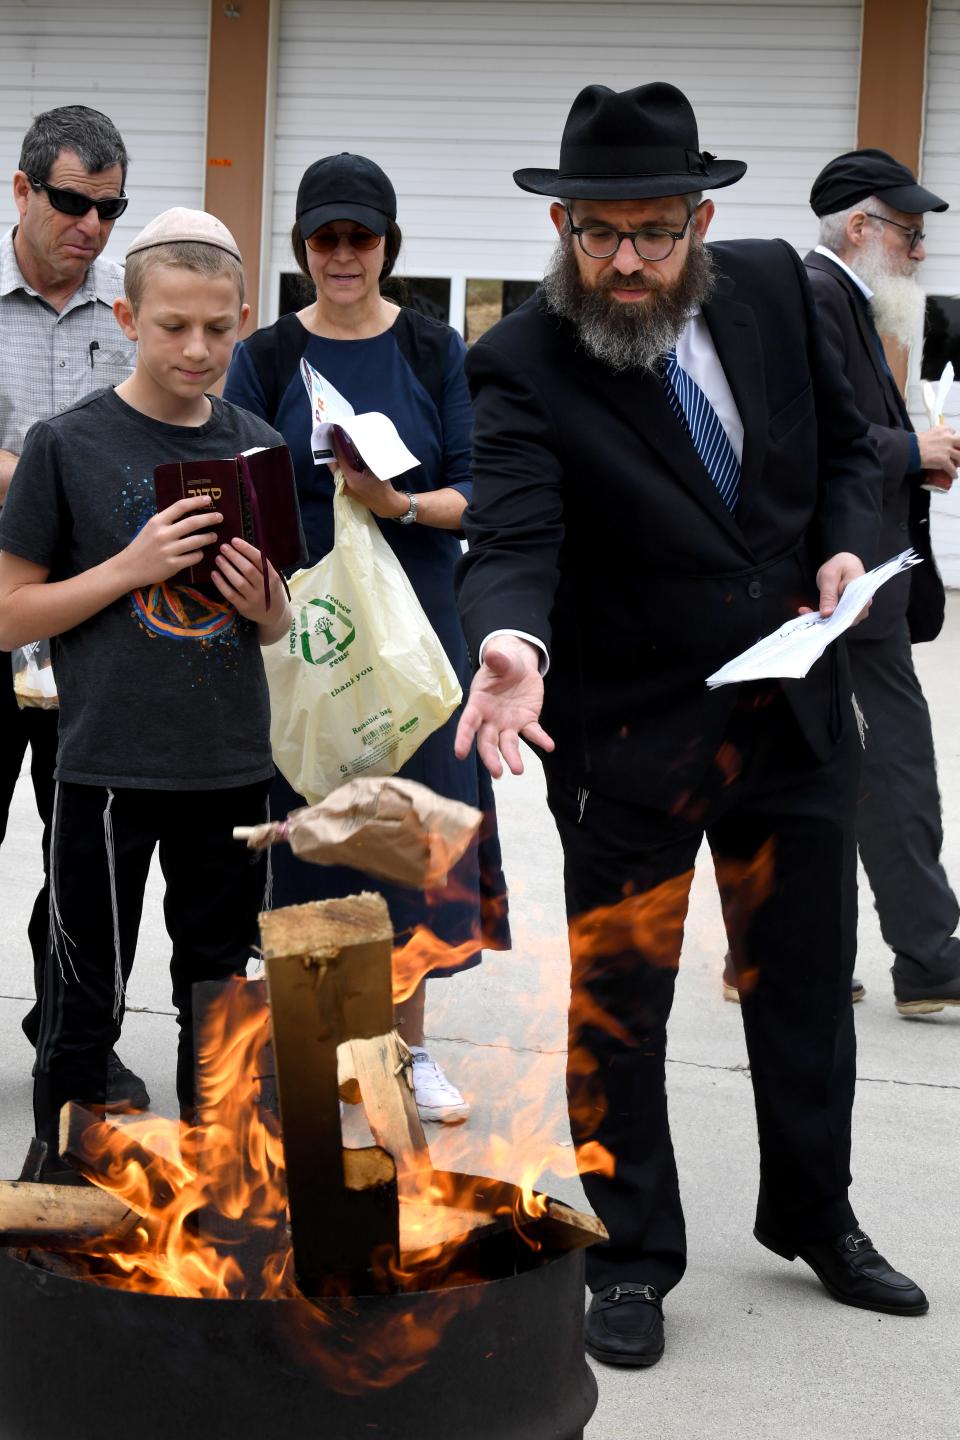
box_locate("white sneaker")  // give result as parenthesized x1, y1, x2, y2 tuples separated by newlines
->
(409, 1046, 470, 1124)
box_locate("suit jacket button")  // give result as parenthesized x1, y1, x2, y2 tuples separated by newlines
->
(747, 579, 763, 599)
(899, 521, 908, 531)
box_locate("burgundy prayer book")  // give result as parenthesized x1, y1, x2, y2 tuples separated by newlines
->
(153, 445, 302, 609)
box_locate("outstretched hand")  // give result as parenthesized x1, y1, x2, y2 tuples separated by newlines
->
(454, 636, 555, 778)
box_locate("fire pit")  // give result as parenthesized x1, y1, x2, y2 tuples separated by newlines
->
(0, 1178, 595, 1440)
(0, 896, 601, 1439)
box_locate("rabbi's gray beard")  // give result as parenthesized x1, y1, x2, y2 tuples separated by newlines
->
(851, 231, 927, 349)
(541, 231, 716, 374)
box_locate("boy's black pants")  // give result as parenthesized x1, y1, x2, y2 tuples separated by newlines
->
(0, 669, 57, 1045)
(34, 779, 270, 1145)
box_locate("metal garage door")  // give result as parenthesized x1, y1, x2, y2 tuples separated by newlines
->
(919, 0, 960, 584)
(0, 0, 209, 261)
(267, 0, 862, 332)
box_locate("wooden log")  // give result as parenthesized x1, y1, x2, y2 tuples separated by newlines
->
(260, 895, 400, 1296)
(349, 1031, 431, 1191)
(0, 1181, 141, 1251)
(58, 1103, 182, 1214)
(532, 1198, 609, 1254)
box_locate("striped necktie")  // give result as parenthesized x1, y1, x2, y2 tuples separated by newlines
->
(660, 347, 740, 511)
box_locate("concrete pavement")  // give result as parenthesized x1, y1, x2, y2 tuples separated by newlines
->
(1, 601, 959, 1439)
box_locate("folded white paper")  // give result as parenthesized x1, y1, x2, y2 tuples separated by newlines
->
(922, 361, 954, 427)
(706, 550, 921, 689)
(300, 358, 418, 481)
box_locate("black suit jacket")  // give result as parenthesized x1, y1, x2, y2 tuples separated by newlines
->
(457, 239, 882, 808)
(803, 248, 944, 642)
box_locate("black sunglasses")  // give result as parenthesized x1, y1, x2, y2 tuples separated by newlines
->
(306, 226, 382, 254)
(28, 175, 128, 222)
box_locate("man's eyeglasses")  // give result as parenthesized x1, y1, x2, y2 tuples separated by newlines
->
(27, 175, 128, 222)
(565, 205, 697, 262)
(306, 226, 383, 254)
(863, 213, 925, 251)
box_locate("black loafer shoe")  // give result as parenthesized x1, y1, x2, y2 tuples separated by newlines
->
(756, 1226, 928, 1315)
(893, 966, 960, 1017)
(584, 1284, 665, 1367)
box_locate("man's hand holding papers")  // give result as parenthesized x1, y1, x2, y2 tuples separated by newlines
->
(706, 550, 921, 689)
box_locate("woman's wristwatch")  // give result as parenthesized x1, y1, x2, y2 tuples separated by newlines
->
(397, 491, 418, 525)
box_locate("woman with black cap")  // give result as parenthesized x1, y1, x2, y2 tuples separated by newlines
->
(224, 153, 510, 1125)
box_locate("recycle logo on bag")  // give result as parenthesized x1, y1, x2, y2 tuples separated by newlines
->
(293, 596, 357, 666)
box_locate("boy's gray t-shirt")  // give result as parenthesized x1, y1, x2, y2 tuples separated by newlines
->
(0, 387, 286, 790)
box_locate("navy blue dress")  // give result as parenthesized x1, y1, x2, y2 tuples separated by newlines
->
(224, 311, 509, 962)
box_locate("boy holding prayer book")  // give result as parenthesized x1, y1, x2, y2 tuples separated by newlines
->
(0, 209, 300, 1170)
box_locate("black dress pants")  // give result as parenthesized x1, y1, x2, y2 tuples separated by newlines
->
(547, 690, 860, 1296)
(34, 780, 269, 1146)
(849, 621, 960, 982)
(0, 668, 57, 1044)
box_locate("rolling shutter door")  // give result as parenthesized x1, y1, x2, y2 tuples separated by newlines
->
(268, 0, 862, 323)
(0, 0, 209, 262)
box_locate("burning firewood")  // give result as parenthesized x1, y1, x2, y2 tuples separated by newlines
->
(260, 893, 405, 1297)
(233, 776, 482, 889)
(0, 1181, 141, 1251)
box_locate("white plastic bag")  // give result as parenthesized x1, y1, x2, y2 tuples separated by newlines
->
(12, 640, 58, 711)
(263, 475, 462, 803)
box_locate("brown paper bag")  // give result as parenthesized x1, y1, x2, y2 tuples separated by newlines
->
(236, 777, 481, 890)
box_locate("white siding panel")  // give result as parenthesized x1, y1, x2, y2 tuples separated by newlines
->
(918, 0, 960, 584)
(269, 0, 861, 302)
(0, 0, 209, 262)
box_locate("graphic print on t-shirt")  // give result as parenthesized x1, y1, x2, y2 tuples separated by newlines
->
(121, 473, 239, 647)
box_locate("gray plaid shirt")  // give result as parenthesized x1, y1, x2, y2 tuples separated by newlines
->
(0, 228, 136, 456)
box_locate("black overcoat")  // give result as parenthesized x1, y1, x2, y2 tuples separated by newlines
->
(458, 238, 882, 809)
(803, 248, 945, 642)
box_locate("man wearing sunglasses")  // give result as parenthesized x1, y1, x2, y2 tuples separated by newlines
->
(1, 104, 142, 1109)
(801, 150, 960, 1019)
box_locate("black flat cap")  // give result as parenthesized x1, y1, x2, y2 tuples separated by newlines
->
(810, 148, 948, 217)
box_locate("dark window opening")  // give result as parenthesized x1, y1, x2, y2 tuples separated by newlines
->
(923, 295, 960, 380)
(465, 279, 539, 344)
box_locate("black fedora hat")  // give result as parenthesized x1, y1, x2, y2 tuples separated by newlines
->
(514, 82, 747, 200)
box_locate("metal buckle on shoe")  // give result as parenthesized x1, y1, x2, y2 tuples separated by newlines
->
(608, 1284, 659, 1303)
(844, 1231, 872, 1253)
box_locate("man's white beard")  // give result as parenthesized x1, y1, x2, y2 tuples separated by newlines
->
(852, 236, 927, 349)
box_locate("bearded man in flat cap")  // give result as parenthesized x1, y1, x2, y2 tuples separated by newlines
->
(455, 83, 928, 1367)
(803, 149, 960, 1019)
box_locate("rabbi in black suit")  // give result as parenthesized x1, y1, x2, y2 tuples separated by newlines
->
(804, 149, 960, 1018)
(454, 83, 929, 1368)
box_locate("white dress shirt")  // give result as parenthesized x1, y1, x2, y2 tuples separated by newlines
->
(479, 309, 746, 672)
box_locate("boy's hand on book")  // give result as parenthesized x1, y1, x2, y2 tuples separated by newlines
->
(120, 496, 222, 587)
(212, 536, 290, 636)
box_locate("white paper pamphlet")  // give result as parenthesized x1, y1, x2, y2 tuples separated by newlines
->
(706, 549, 921, 689)
(921, 361, 954, 428)
(299, 358, 419, 481)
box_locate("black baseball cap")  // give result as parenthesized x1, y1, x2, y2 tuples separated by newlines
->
(810, 148, 948, 217)
(296, 153, 397, 238)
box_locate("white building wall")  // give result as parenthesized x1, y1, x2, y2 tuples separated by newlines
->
(918, 0, 960, 586)
(268, 0, 862, 322)
(0, 0, 209, 262)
